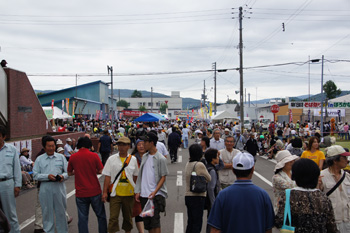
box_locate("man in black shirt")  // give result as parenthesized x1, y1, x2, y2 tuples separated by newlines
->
(97, 129, 113, 165)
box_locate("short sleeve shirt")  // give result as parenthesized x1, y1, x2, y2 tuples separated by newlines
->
(99, 135, 112, 153)
(208, 180, 274, 233)
(301, 150, 325, 166)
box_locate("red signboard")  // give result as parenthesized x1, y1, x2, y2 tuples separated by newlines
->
(270, 104, 280, 114)
(122, 110, 146, 117)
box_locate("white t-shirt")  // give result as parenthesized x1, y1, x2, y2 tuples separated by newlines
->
(182, 128, 189, 139)
(156, 142, 168, 157)
(158, 132, 166, 142)
(141, 155, 157, 198)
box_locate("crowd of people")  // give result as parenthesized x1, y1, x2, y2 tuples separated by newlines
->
(0, 117, 350, 233)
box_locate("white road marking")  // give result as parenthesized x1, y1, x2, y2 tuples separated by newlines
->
(20, 175, 103, 230)
(260, 155, 277, 164)
(174, 213, 184, 233)
(179, 148, 182, 152)
(178, 155, 182, 163)
(176, 171, 183, 186)
(254, 171, 273, 187)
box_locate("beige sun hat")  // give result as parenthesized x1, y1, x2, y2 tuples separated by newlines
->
(274, 150, 299, 172)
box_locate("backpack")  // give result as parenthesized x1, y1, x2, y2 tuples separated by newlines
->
(130, 128, 137, 137)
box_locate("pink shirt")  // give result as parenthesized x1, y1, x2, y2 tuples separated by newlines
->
(344, 125, 349, 133)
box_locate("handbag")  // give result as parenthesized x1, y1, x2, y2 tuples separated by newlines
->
(190, 162, 207, 193)
(107, 155, 132, 202)
(280, 189, 295, 233)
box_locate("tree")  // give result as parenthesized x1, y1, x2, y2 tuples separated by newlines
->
(159, 103, 168, 114)
(323, 80, 341, 99)
(226, 99, 238, 104)
(117, 99, 129, 109)
(131, 90, 142, 98)
(139, 106, 147, 111)
(36, 92, 45, 96)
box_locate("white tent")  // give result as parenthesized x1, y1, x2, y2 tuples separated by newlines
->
(42, 106, 73, 120)
(212, 110, 239, 121)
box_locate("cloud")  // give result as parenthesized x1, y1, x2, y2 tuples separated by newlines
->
(1, 0, 349, 103)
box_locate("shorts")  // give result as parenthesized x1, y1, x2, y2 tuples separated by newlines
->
(140, 195, 166, 230)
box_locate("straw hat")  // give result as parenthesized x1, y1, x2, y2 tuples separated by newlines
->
(274, 150, 299, 172)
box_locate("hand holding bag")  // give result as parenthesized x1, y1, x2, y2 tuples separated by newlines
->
(190, 162, 207, 193)
(280, 189, 295, 233)
(139, 199, 154, 217)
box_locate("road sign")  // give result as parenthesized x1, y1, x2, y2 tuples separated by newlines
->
(270, 104, 280, 114)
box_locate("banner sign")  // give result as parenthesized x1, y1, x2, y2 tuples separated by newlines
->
(122, 110, 146, 117)
(290, 101, 350, 108)
(313, 109, 345, 117)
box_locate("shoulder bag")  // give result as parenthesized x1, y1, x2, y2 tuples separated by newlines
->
(280, 189, 295, 233)
(190, 162, 207, 193)
(107, 155, 132, 202)
(326, 172, 346, 196)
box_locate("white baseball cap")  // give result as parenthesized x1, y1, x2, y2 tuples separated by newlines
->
(326, 145, 350, 157)
(232, 152, 255, 170)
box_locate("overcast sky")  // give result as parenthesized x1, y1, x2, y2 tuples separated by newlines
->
(1, 0, 349, 103)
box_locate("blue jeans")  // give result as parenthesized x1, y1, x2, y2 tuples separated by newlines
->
(185, 196, 205, 233)
(76, 194, 107, 233)
(183, 137, 189, 148)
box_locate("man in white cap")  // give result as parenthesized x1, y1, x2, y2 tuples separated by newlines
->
(208, 152, 274, 233)
(64, 138, 74, 161)
(320, 145, 350, 232)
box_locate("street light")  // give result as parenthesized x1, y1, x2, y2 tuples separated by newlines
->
(310, 55, 324, 136)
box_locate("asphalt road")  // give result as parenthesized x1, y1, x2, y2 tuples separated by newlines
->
(16, 139, 280, 233)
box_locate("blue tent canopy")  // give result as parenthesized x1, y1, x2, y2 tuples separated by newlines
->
(134, 113, 166, 122)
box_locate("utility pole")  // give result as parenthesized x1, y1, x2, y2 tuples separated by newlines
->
(239, 6, 244, 132)
(151, 87, 153, 112)
(248, 93, 250, 107)
(212, 62, 217, 115)
(202, 80, 207, 119)
(107, 66, 113, 120)
(118, 89, 120, 102)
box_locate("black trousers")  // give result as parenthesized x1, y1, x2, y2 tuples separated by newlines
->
(185, 196, 205, 233)
(169, 147, 178, 162)
(100, 151, 110, 166)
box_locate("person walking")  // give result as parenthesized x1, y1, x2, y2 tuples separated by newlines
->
(102, 137, 139, 233)
(272, 150, 298, 212)
(182, 125, 190, 149)
(208, 152, 274, 233)
(0, 126, 21, 233)
(185, 144, 211, 233)
(218, 136, 240, 190)
(168, 127, 181, 163)
(135, 132, 169, 233)
(275, 159, 337, 232)
(98, 129, 114, 166)
(67, 137, 107, 233)
(320, 145, 350, 232)
(33, 136, 68, 233)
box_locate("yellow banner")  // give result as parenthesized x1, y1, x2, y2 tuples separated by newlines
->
(72, 101, 75, 116)
(209, 103, 212, 116)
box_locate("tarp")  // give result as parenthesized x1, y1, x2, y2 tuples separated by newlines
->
(134, 113, 166, 122)
(42, 106, 73, 120)
(212, 110, 239, 121)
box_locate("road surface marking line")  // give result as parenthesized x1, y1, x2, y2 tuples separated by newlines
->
(179, 148, 182, 152)
(254, 171, 273, 187)
(174, 213, 184, 233)
(176, 171, 183, 186)
(20, 174, 103, 230)
(178, 155, 182, 163)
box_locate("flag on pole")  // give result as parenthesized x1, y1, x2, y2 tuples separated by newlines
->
(62, 99, 64, 115)
(190, 109, 194, 123)
(289, 109, 293, 123)
(66, 98, 70, 115)
(51, 99, 54, 115)
(72, 101, 75, 117)
(209, 103, 213, 117)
